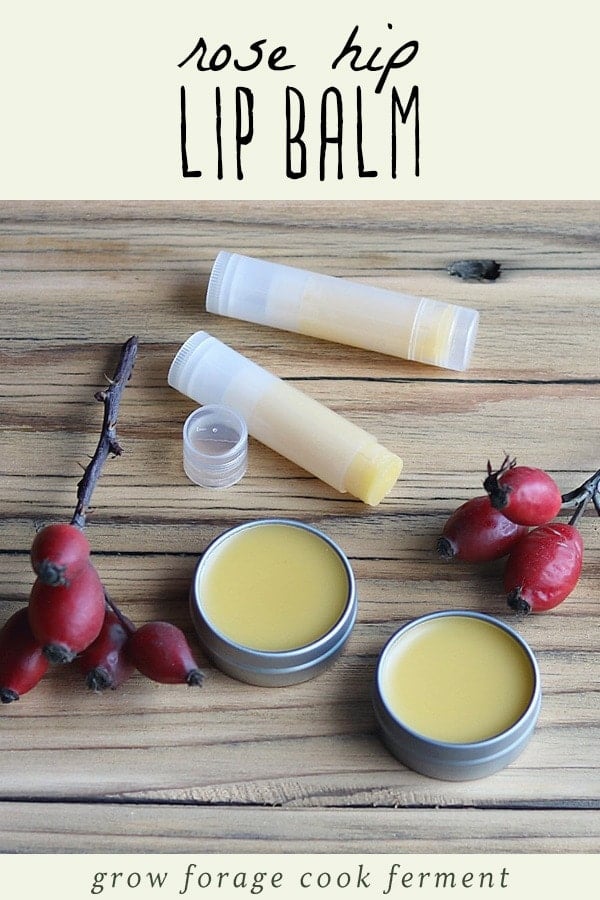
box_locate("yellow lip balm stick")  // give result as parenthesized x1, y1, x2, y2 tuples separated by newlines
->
(206, 252, 479, 371)
(168, 331, 402, 505)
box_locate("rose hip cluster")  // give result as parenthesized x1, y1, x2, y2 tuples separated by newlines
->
(0, 524, 204, 705)
(437, 455, 595, 614)
(0, 336, 205, 704)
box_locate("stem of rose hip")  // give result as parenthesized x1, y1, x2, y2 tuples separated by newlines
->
(103, 589, 135, 634)
(71, 335, 138, 530)
(561, 467, 600, 528)
(69, 337, 139, 639)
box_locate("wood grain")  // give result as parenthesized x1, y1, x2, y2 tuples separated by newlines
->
(2, 805, 600, 854)
(0, 201, 598, 852)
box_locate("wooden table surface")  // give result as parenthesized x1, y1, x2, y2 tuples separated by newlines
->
(1, 201, 599, 854)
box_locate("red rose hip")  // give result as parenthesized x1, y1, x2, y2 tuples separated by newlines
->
(0, 607, 49, 703)
(78, 607, 136, 691)
(437, 495, 528, 562)
(30, 523, 91, 587)
(484, 457, 562, 526)
(504, 522, 584, 613)
(127, 621, 204, 686)
(28, 562, 106, 664)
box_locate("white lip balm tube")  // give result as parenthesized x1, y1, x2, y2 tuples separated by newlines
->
(206, 252, 479, 371)
(168, 331, 403, 506)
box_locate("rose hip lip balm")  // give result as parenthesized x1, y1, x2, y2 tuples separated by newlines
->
(168, 331, 403, 506)
(189, 519, 357, 687)
(206, 251, 479, 371)
(372, 611, 542, 780)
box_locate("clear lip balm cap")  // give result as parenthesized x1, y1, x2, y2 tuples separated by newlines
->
(181, 404, 248, 489)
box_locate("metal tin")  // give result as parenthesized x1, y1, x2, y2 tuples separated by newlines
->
(372, 610, 542, 781)
(190, 518, 357, 687)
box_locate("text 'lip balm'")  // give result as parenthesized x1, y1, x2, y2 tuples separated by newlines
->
(206, 251, 479, 371)
(167, 331, 403, 505)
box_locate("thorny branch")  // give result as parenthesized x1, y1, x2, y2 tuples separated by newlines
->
(70, 336, 139, 530)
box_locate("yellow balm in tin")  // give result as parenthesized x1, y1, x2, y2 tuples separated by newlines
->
(190, 519, 357, 686)
(373, 611, 541, 780)
(199, 521, 348, 652)
(380, 614, 535, 744)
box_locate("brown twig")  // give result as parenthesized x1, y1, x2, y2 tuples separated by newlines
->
(103, 588, 135, 634)
(561, 466, 600, 527)
(70, 336, 138, 530)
